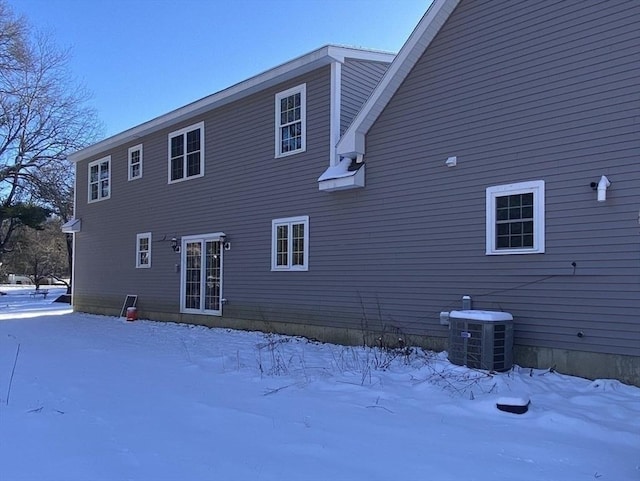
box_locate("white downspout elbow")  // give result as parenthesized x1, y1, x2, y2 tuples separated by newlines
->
(597, 175, 610, 202)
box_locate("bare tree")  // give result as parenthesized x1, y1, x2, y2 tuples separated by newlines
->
(0, 0, 101, 259)
(0, 1, 27, 72)
(32, 160, 74, 292)
(2, 218, 68, 290)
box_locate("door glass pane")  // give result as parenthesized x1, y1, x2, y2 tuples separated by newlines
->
(204, 240, 221, 311)
(185, 241, 201, 309)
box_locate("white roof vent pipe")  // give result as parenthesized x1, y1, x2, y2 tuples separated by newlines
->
(597, 175, 611, 202)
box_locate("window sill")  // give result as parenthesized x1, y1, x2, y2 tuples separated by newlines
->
(486, 248, 545, 255)
(168, 172, 205, 184)
(275, 148, 306, 159)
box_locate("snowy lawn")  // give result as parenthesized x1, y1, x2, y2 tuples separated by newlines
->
(0, 288, 638, 481)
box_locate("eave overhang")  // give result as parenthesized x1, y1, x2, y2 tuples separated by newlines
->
(69, 46, 394, 164)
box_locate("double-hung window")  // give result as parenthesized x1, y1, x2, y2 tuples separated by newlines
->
(168, 121, 204, 183)
(271, 216, 309, 271)
(486, 180, 545, 255)
(136, 232, 151, 268)
(275, 84, 306, 157)
(128, 144, 143, 181)
(88, 156, 111, 203)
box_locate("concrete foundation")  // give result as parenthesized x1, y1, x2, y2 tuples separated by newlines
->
(514, 346, 640, 387)
(74, 303, 639, 387)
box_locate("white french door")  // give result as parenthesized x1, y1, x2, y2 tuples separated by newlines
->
(180, 233, 224, 315)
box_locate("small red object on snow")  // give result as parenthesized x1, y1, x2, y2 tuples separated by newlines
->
(126, 307, 137, 321)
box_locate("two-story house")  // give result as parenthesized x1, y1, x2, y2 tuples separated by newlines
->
(66, 45, 395, 333)
(67, 0, 640, 385)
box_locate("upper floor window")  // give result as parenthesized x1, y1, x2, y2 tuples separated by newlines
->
(275, 84, 306, 158)
(168, 121, 204, 183)
(128, 144, 143, 181)
(136, 232, 151, 268)
(88, 156, 111, 203)
(271, 215, 309, 271)
(486, 180, 545, 255)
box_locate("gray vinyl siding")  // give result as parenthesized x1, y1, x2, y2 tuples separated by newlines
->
(74, 66, 334, 317)
(340, 60, 390, 135)
(72, 0, 638, 364)
(355, 0, 640, 356)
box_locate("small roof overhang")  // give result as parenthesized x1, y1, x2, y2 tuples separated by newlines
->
(61, 218, 81, 233)
(318, 157, 365, 192)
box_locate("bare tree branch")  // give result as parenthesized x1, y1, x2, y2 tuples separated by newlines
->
(0, 0, 102, 260)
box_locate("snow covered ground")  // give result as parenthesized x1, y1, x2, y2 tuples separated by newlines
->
(0, 287, 638, 481)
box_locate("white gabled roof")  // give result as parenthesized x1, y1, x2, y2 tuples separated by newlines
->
(337, 0, 460, 158)
(69, 45, 395, 163)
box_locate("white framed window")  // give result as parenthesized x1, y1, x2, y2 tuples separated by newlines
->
(275, 84, 306, 158)
(168, 121, 204, 183)
(88, 156, 111, 203)
(136, 232, 151, 268)
(271, 215, 309, 271)
(128, 144, 143, 181)
(486, 180, 545, 255)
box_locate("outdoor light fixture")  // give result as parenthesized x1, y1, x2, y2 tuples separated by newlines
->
(170, 237, 179, 252)
(219, 233, 231, 251)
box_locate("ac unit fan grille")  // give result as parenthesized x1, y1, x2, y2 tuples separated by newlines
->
(448, 317, 513, 372)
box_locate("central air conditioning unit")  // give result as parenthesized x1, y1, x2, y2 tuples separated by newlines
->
(448, 310, 514, 372)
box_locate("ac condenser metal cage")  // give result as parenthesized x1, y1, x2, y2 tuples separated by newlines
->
(448, 310, 514, 372)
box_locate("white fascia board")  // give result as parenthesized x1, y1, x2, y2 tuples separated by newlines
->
(69, 46, 395, 164)
(336, 0, 460, 158)
(326, 45, 395, 64)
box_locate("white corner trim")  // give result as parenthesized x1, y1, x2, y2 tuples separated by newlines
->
(330, 63, 341, 167)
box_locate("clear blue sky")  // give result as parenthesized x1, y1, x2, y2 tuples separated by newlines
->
(12, 0, 431, 139)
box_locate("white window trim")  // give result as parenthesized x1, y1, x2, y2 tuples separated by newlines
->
(271, 215, 309, 271)
(128, 144, 143, 181)
(167, 121, 205, 184)
(136, 232, 152, 268)
(275, 84, 306, 158)
(87, 156, 111, 203)
(486, 180, 545, 255)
